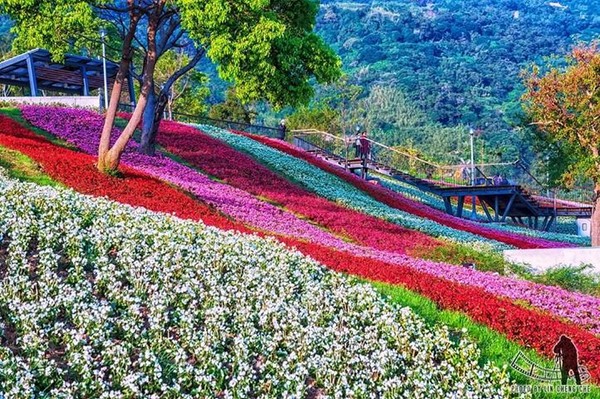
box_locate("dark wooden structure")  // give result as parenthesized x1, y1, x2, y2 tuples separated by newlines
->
(293, 135, 592, 231)
(0, 48, 135, 102)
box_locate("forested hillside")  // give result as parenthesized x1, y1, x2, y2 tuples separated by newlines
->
(312, 0, 600, 162)
(1, 2, 599, 165)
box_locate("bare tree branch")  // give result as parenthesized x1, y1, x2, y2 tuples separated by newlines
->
(159, 47, 205, 98)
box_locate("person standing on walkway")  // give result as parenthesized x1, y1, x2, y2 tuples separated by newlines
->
(359, 132, 371, 162)
(277, 119, 287, 140)
(353, 126, 362, 158)
(553, 335, 582, 385)
(493, 173, 501, 186)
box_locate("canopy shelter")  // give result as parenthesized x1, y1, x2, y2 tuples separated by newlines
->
(0, 48, 135, 103)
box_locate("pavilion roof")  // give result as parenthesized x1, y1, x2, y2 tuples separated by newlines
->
(0, 48, 120, 94)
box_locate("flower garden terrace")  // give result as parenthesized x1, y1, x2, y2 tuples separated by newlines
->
(0, 105, 599, 397)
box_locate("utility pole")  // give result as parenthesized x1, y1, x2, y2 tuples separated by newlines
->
(470, 127, 477, 219)
(100, 28, 109, 110)
(544, 155, 550, 197)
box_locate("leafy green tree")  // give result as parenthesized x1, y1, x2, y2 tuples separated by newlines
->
(318, 75, 362, 135)
(208, 89, 256, 124)
(0, 0, 341, 171)
(285, 76, 361, 135)
(523, 45, 600, 245)
(286, 104, 340, 133)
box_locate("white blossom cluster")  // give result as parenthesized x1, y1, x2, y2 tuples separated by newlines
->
(0, 174, 522, 398)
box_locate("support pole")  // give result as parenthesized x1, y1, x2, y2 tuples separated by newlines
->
(544, 215, 556, 232)
(81, 66, 90, 96)
(26, 54, 38, 97)
(128, 73, 136, 106)
(494, 196, 500, 222)
(456, 196, 465, 218)
(481, 201, 493, 222)
(469, 128, 477, 219)
(501, 193, 517, 222)
(443, 197, 453, 215)
(540, 215, 550, 231)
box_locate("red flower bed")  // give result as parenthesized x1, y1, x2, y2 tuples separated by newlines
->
(154, 120, 443, 254)
(279, 237, 600, 383)
(0, 115, 248, 233)
(244, 133, 573, 250)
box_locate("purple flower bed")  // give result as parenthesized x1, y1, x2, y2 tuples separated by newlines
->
(20, 105, 600, 335)
(19, 105, 351, 247)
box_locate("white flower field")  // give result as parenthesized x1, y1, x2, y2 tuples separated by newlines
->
(0, 171, 517, 398)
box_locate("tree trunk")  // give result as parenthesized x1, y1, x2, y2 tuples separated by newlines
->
(139, 82, 157, 155)
(99, 2, 164, 171)
(167, 89, 173, 120)
(592, 184, 600, 246)
(138, 48, 205, 156)
(139, 86, 168, 156)
(98, 2, 141, 172)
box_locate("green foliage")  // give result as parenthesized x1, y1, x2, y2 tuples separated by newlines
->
(0, 0, 100, 60)
(154, 50, 210, 117)
(353, 85, 428, 132)
(208, 89, 256, 124)
(410, 243, 511, 275)
(317, 75, 363, 135)
(0, 145, 59, 187)
(287, 104, 340, 133)
(533, 265, 600, 297)
(172, 77, 210, 117)
(292, 83, 470, 163)
(179, 0, 342, 108)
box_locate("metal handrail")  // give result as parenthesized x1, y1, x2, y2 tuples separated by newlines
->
(118, 103, 279, 136)
(292, 129, 521, 172)
(516, 159, 547, 191)
(441, 159, 520, 170)
(292, 129, 440, 168)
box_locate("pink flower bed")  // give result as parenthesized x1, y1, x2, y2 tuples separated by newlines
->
(20, 107, 600, 336)
(151, 119, 444, 254)
(19, 106, 355, 247)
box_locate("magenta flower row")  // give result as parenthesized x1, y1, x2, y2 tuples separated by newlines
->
(19, 105, 351, 248)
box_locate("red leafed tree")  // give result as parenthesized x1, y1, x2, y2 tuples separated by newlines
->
(523, 45, 600, 246)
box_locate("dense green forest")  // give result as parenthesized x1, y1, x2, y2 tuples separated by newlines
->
(307, 0, 600, 164)
(1, 1, 600, 166)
